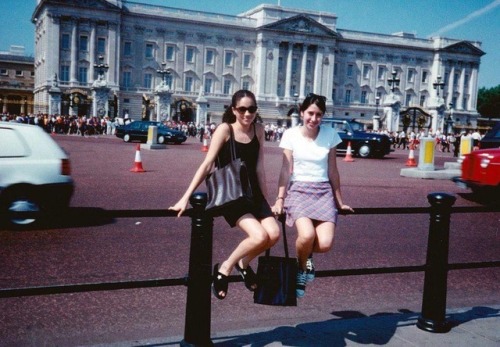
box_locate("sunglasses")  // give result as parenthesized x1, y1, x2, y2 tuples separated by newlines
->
(235, 105, 258, 114)
(306, 93, 327, 102)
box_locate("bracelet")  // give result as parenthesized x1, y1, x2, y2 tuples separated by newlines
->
(276, 197, 285, 201)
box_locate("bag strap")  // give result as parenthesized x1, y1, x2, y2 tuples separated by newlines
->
(215, 123, 237, 168)
(265, 215, 290, 259)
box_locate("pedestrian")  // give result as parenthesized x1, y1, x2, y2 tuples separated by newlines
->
(271, 93, 353, 298)
(169, 89, 280, 300)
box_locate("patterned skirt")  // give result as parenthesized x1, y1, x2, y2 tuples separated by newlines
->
(284, 181, 338, 227)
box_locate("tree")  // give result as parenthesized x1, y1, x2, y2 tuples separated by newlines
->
(477, 85, 500, 119)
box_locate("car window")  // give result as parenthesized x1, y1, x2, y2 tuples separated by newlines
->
(0, 128, 29, 157)
(332, 122, 346, 133)
(349, 121, 364, 132)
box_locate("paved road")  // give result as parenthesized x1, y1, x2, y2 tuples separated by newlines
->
(0, 134, 498, 346)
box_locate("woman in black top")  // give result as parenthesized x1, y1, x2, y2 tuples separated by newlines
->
(169, 90, 279, 300)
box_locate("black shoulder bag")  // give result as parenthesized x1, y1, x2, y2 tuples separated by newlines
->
(254, 216, 297, 306)
(205, 125, 253, 215)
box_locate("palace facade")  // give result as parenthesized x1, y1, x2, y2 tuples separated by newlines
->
(32, 0, 484, 131)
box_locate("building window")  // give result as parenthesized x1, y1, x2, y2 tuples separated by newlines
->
(278, 57, 284, 71)
(306, 59, 312, 73)
(243, 53, 251, 68)
(144, 73, 152, 89)
(420, 95, 426, 106)
(347, 64, 354, 77)
(462, 96, 468, 110)
(61, 34, 70, 50)
(122, 71, 131, 88)
(405, 93, 412, 106)
(206, 49, 215, 65)
(378, 66, 385, 80)
(331, 88, 336, 102)
(363, 65, 370, 79)
(204, 78, 213, 93)
(165, 74, 173, 89)
(60, 66, 69, 81)
(454, 72, 460, 88)
(407, 69, 414, 83)
(78, 67, 88, 84)
(124, 42, 132, 56)
(186, 47, 195, 63)
(185, 76, 193, 92)
(15, 70, 23, 77)
(145, 43, 154, 59)
(242, 81, 250, 90)
(421, 71, 428, 83)
(361, 90, 367, 104)
(334, 63, 338, 76)
(97, 38, 106, 54)
(79, 35, 88, 51)
(464, 74, 469, 89)
(0, 69, 7, 75)
(344, 89, 351, 103)
(223, 79, 231, 94)
(166, 45, 175, 61)
(224, 51, 233, 67)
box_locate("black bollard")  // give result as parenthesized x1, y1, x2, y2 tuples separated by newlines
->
(417, 192, 456, 333)
(181, 192, 214, 346)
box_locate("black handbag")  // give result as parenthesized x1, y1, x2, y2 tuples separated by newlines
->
(205, 125, 252, 214)
(254, 216, 297, 306)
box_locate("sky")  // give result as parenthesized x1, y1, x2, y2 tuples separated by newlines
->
(1, 0, 499, 89)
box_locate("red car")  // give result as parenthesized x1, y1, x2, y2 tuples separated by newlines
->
(453, 148, 500, 199)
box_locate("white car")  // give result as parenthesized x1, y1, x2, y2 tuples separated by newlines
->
(0, 122, 74, 228)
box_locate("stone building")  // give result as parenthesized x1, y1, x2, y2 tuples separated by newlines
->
(32, 0, 484, 132)
(0, 46, 35, 116)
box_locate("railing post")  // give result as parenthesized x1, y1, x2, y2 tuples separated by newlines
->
(417, 192, 456, 333)
(181, 192, 214, 346)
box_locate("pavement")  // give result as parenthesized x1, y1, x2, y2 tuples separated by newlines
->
(102, 305, 500, 347)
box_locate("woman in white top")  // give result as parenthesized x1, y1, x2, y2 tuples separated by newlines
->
(272, 93, 353, 298)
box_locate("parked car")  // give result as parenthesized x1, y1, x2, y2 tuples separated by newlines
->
(0, 122, 74, 228)
(115, 120, 187, 144)
(479, 122, 500, 149)
(321, 118, 393, 158)
(452, 148, 500, 200)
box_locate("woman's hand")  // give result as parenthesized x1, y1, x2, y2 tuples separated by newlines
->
(339, 204, 354, 213)
(168, 198, 189, 217)
(271, 199, 284, 215)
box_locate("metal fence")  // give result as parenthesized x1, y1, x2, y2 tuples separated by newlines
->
(1, 192, 499, 346)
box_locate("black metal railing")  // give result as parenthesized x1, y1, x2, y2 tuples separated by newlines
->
(1, 192, 499, 345)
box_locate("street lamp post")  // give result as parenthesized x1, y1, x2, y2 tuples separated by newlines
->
(433, 76, 445, 97)
(94, 55, 109, 81)
(157, 62, 171, 88)
(373, 96, 380, 131)
(388, 70, 400, 93)
(445, 103, 454, 136)
(291, 92, 299, 127)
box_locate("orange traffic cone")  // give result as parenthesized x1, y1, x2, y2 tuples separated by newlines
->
(343, 142, 354, 162)
(130, 144, 145, 173)
(406, 144, 417, 167)
(201, 133, 209, 152)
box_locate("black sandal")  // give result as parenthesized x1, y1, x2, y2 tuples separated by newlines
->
(235, 263, 258, 292)
(212, 263, 228, 300)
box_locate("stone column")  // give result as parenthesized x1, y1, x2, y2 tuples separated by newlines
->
(70, 18, 78, 83)
(195, 88, 209, 126)
(284, 42, 293, 98)
(89, 21, 96, 83)
(299, 44, 307, 98)
(92, 86, 110, 118)
(313, 46, 323, 94)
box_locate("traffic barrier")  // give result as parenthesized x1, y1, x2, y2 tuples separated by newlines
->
(343, 141, 354, 162)
(130, 144, 145, 173)
(2, 194, 499, 344)
(201, 133, 209, 152)
(406, 144, 417, 167)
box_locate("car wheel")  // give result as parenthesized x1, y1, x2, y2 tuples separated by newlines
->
(123, 134, 131, 142)
(358, 144, 372, 158)
(158, 135, 166, 144)
(1, 190, 41, 228)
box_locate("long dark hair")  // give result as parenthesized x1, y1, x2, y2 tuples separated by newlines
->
(300, 93, 327, 114)
(222, 89, 258, 123)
